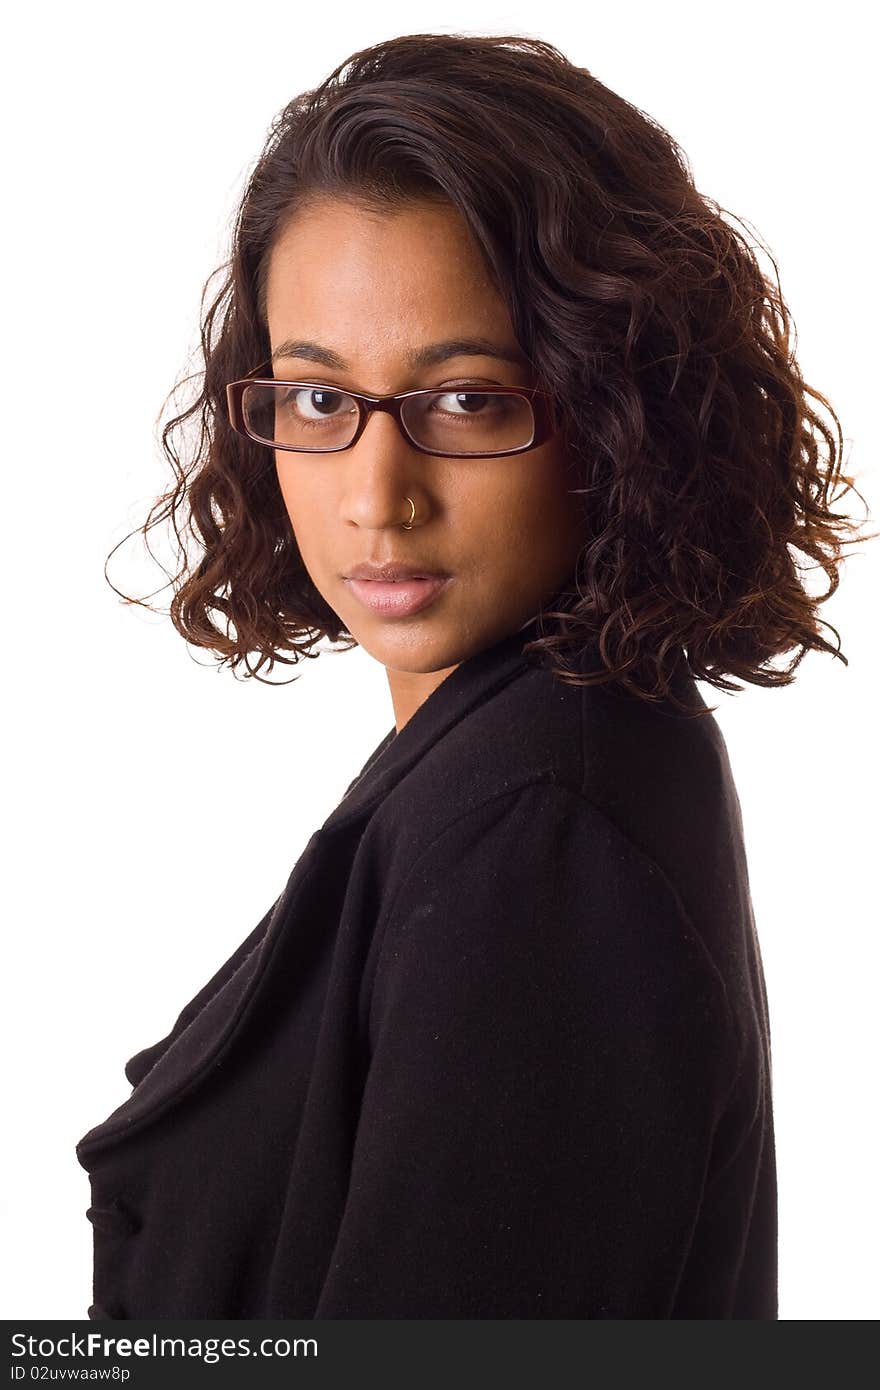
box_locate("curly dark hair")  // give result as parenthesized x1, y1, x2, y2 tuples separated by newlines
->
(109, 31, 873, 714)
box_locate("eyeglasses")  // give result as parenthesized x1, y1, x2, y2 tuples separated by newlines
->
(225, 361, 561, 458)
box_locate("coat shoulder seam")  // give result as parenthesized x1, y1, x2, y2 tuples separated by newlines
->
(366, 775, 738, 1078)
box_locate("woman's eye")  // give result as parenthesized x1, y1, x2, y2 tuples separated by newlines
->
(433, 391, 494, 414)
(431, 391, 516, 417)
(283, 388, 353, 418)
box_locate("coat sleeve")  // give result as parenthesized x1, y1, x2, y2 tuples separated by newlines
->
(314, 780, 737, 1319)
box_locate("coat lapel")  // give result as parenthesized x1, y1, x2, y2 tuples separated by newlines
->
(76, 617, 543, 1160)
(322, 615, 544, 833)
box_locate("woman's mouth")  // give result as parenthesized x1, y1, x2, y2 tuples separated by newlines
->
(343, 575, 453, 617)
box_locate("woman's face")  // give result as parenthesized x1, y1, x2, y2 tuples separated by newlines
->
(264, 195, 586, 728)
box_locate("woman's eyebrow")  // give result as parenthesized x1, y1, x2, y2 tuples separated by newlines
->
(269, 337, 529, 369)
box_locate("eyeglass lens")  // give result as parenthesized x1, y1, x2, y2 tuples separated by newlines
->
(241, 384, 536, 455)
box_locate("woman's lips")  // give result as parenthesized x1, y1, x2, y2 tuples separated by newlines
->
(343, 575, 452, 617)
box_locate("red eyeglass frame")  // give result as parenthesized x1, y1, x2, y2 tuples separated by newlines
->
(225, 361, 563, 458)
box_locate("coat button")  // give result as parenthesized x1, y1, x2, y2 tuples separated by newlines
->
(86, 1196, 141, 1237)
(88, 1302, 124, 1319)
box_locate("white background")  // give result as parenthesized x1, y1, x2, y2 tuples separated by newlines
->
(2, 0, 877, 1320)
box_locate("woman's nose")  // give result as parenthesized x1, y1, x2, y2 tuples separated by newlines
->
(340, 410, 426, 529)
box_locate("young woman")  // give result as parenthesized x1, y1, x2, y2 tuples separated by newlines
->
(76, 32, 865, 1320)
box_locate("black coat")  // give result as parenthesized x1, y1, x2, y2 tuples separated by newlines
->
(76, 618, 777, 1319)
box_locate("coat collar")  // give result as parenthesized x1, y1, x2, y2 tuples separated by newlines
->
(74, 616, 549, 1161)
(75, 616, 695, 1160)
(320, 614, 545, 834)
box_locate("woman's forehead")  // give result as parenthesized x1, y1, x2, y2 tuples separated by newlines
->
(266, 197, 501, 305)
(266, 218, 519, 374)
